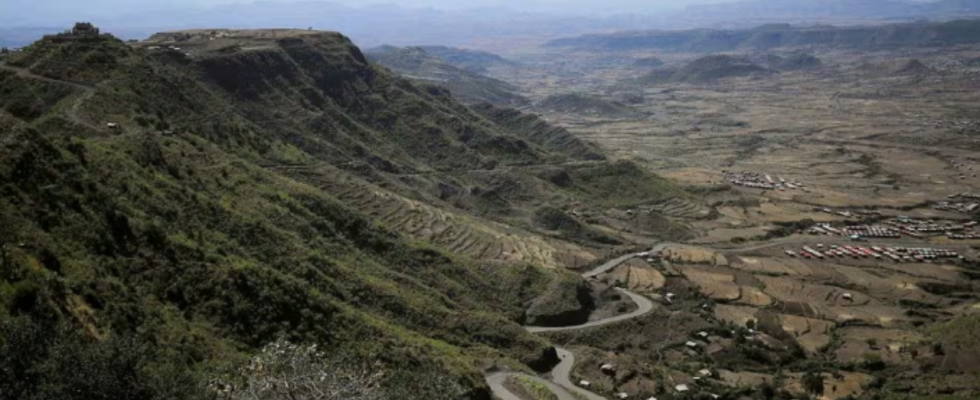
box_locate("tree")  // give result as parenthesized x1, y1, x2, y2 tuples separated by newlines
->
(214, 340, 385, 400)
(0, 317, 204, 400)
(862, 353, 886, 371)
(212, 339, 468, 400)
(759, 381, 776, 400)
(801, 371, 824, 397)
(746, 319, 756, 330)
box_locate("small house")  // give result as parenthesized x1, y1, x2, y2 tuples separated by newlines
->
(698, 369, 712, 377)
(685, 341, 698, 349)
(675, 384, 690, 393)
(579, 380, 591, 387)
(600, 364, 616, 375)
(616, 393, 629, 399)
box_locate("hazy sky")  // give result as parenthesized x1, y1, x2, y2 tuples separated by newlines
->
(2, 0, 736, 23)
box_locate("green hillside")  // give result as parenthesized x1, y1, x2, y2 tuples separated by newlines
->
(0, 25, 697, 399)
(471, 102, 606, 161)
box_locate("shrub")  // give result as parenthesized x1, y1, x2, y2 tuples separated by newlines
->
(0, 317, 205, 400)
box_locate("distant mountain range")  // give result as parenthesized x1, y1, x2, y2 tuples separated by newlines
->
(547, 19, 980, 52)
(2, 0, 979, 49)
(684, 0, 980, 20)
(365, 45, 528, 106)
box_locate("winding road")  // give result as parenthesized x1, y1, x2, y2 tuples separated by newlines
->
(485, 234, 963, 399)
(486, 249, 657, 400)
(1, 63, 98, 129)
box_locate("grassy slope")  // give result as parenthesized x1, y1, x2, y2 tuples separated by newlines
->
(0, 28, 700, 396)
(470, 103, 606, 161)
(0, 31, 569, 397)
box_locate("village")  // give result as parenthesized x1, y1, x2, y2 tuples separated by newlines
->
(723, 171, 807, 191)
(805, 217, 980, 240)
(786, 244, 961, 262)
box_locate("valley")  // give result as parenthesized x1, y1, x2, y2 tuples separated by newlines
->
(2, 16, 980, 400)
(461, 20, 980, 400)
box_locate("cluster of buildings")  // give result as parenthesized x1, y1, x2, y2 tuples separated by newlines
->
(787, 244, 960, 262)
(585, 361, 718, 399)
(723, 171, 805, 191)
(954, 193, 980, 200)
(146, 45, 183, 52)
(936, 194, 980, 214)
(946, 230, 980, 240)
(950, 161, 977, 180)
(815, 208, 882, 218)
(807, 218, 980, 240)
(933, 201, 980, 214)
(885, 218, 979, 239)
(886, 218, 949, 235)
(807, 223, 900, 239)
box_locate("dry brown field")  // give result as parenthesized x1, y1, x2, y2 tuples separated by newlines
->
(606, 259, 667, 293)
(834, 327, 925, 364)
(784, 372, 873, 400)
(501, 41, 980, 397)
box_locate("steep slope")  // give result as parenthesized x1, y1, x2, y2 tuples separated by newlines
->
(471, 103, 606, 161)
(0, 26, 699, 398)
(365, 45, 527, 106)
(0, 28, 574, 398)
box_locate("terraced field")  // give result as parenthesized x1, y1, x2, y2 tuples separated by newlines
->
(604, 259, 667, 294)
(283, 165, 601, 269)
(778, 314, 835, 354)
(649, 197, 712, 219)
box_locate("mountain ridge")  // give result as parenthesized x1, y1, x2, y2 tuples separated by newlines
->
(546, 19, 980, 52)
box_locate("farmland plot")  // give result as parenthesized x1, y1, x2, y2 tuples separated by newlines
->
(730, 256, 798, 276)
(714, 304, 760, 327)
(606, 259, 667, 293)
(785, 372, 872, 400)
(778, 314, 835, 354)
(681, 265, 741, 301)
(830, 265, 950, 307)
(835, 327, 924, 364)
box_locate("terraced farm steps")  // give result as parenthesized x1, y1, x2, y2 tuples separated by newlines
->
(650, 197, 712, 219)
(278, 165, 600, 269)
